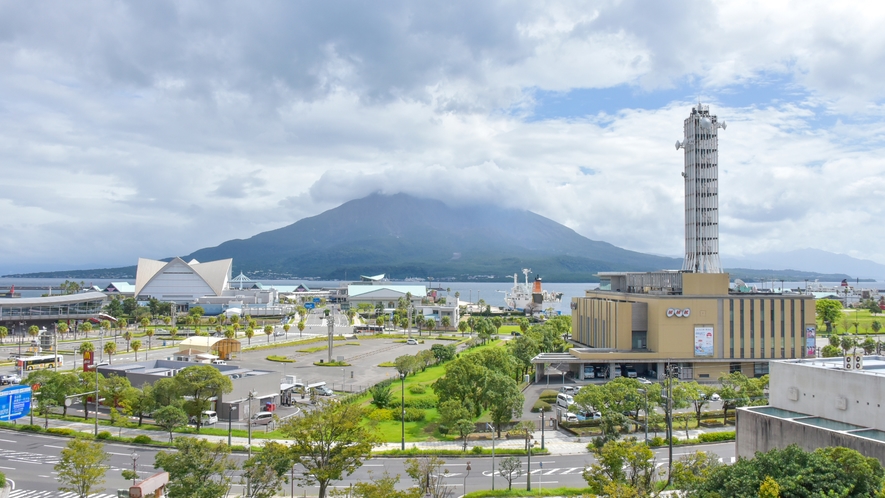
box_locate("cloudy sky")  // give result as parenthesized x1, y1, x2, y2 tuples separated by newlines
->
(2, 0, 885, 275)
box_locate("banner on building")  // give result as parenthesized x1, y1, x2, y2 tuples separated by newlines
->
(694, 326, 714, 357)
(806, 325, 816, 357)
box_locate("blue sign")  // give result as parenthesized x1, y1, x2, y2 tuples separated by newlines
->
(304, 302, 315, 309)
(313, 297, 321, 304)
(0, 385, 32, 421)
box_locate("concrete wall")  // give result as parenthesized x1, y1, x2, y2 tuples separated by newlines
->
(737, 408, 885, 465)
(770, 360, 885, 432)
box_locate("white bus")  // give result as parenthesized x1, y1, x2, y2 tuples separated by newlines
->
(16, 354, 63, 371)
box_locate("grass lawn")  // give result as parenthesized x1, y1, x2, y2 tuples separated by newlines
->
(357, 339, 506, 442)
(823, 308, 885, 335)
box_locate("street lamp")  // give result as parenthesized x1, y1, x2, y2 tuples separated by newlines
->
(539, 410, 545, 450)
(637, 388, 649, 443)
(130, 452, 139, 486)
(664, 363, 679, 486)
(400, 372, 406, 450)
(463, 461, 471, 496)
(228, 405, 238, 447)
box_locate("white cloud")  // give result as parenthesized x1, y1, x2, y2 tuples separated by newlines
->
(1, 1, 885, 274)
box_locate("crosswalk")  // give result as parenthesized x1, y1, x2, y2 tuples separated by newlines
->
(10, 491, 117, 497)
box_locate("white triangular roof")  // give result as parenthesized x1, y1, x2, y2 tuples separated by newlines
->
(135, 257, 232, 298)
(191, 259, 233, 296)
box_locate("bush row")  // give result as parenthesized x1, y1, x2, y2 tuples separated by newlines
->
(388, 397, 438, 409)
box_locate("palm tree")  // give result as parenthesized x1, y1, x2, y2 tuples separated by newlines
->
(122, 330, 132, 352)
(376, 314, 386, 330)
(245, 328, 255, 345)
(283, 323, 291, 335)
(425, 318, 436, 335)
(28, 325, 40, 343)
(57, 321, 69, 340)
(264, 325, 273, 343)
(145, 327, 155, 350)
(224, 327, 235, 339)
(103, 342, 116, 364)
(100, 319, 111, 339)
(415, 315, 425, 336)
(297, 321, 305, 337)
(79, 321, 93, 338)
(131, 340, 142, 361)
(170, 327, 179, 345)
(139, 317, 150, 334)
(215, 325, 223, 336)
(458, 321, 469, 337)
(117, 318, 127, 338)
(441, 316, 451, 332)
(454, 291, 460, 304)
(0, 326, 7, 344)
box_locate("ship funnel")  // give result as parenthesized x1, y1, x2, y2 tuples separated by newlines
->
(532, 277, 542, 294)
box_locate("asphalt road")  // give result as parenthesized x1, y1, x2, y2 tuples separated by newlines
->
(0, 430, 738, 496)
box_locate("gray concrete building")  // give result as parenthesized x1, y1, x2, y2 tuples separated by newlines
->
(737, 356, 885, 464)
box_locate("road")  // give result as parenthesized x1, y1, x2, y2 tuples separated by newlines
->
(0, 430, 738, 496)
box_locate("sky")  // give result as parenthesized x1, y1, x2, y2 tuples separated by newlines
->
(2, 0, 885, 275)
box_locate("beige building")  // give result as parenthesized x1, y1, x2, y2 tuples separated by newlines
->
(549, 271, 817, 382)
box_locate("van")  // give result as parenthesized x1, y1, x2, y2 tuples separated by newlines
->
(251, 411, 274, 426)
(211, 359, 227, 365)
(583, 366, 595, 379)
(190, 410, 218, 425)
(556, 393, 574, 409)
(625, 365, 637, 378)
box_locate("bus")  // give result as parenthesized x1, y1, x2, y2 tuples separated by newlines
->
(353, 325, 383, 334)
(16, 355, 63, 371)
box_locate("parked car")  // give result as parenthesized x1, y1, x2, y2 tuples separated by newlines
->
(562, 412, 579, 423)
(559, 385, 578, 394)
(406, 338, 418, 345)
(251, 411, 274, 426)
(710, 393, 721, 401)
(0, 373, 21, 385)
(510, 331, 521, 336)
(624, 365, 638, 378)
(577, 410, 602, 421)
(313, 385, 334, 396)
(556, 393, 575, 409)
(638, 378, 653, 385)
(211, 359, 227, 365)
(190, 410, 218, 425)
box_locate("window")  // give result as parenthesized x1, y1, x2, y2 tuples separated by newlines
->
(740, 300, 745, 358)
(729, 362, 742, 374)
(729, 300, 735, 358)
(754, 362, 769, 377)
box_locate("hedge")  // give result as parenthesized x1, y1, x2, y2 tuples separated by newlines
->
(409, 384, 427, 395)
(531, 400, 552, 413)
(393, 407, 426, 422)
(132, 435, 153, 444)
(698, 431, 735, 442)
(539, 390, 560, 403)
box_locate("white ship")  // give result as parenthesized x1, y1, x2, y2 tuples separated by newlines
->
(504, 269, 563, 313)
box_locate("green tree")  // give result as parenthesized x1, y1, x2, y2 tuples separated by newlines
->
(369, 382, 392, 408)
(430, 343, 456, 363)
(394, 355, 419, 377)
(668, 450, 722, 496)
(139, 316, 150, 333)
(816, 299, 842, 332)
(438, 399, 471, 434)
(55, 436, 109, 497)
(122, 330, 132, 352)
(696, 444, 885, 497)
(264, 324, 273, 342)
(0, 325, 6, 344)
(131, 340, 142, 361)
(154, 437, 237, 498)
(173, 365, 233, 431)
(458, 320, 468, 336)
(440, 315, 451, 331)
(145, 327, 155, 350)
(241, 441, 295, 498)
(718, 371, 765, 422)
(297, 320, 306, 337)
(103, 340, 116, 364)
(333, 471, 423, 498)
(283, 323, 291, 335)
(507, 335, 540, 379)
(79, 321, 93, 338)
(498, 456, 523, 491)
(486, 374, 524, 437)
(491, 316, 503, 335)
(78, 341, 95, 356)
(100, 374, 132, 409)
(404, 455, 453, 498)
(57, 321, 69, 339)
(28, 324, 40, 342)
(245, 327, 255, 345)
(821, 343, 842, 357)
(582, 438, 659, 496)
(103, 297, 124, 318)
(425, 318, 435, 335)
(280, 401, 380, 498)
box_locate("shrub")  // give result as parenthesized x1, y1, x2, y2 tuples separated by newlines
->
(0, 470, 5, 487)
(409, 384, 427, 395)
(649, 436, 666, 447)
(394, 407, 426, 422)
(367, 408, 394, 422)
(47, 428, 75, 436)
(539, 390, 560, 403)
(471, 445, 483, 454)
(531, 400, 551, 413)
(132, 435, 153, 444)
(698, 431, 735, 443)
(389, 397, 437, 409)
(21, 424, 42, 432)
(97, 431, 112, 440)
(370, 383, 393, 408)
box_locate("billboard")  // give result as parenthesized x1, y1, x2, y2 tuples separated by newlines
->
(0, 385, 32, 421)
(83, 350, 95, 372)
(304, 302, 315, 309)
(694, 326, 714, 357)
(806, 326, 817, 357)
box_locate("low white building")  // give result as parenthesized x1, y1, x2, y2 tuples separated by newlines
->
(737, 356, 885, 464)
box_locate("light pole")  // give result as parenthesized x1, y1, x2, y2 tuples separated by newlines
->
(400, 372, 405, 450)
(326, 309, 334, 363)
(463, 461, 471, 496)
(247, 390, 256, 496)
(664, 363, 678, 486)
(638, 388, 648, 443)
(526, 435, 533, 491)
(130, 452, 139, 486)
(539, 410, 545, 450)
(228, 405, 237, 447)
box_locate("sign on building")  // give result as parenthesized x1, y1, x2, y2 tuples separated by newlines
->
(694, 326, 714, 357)
(806, 326, 816, 357)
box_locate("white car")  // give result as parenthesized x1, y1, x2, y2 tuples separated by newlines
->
(190, 410, 218, 425)
(562, 412, 578, 423)
(406, 338, 418, 345)
(710, 393, 721, 401)
(0, 373, 21, 385)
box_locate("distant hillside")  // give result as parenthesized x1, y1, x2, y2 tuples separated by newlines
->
(6, 193, 874, 283)
(180, 193, 680, 281)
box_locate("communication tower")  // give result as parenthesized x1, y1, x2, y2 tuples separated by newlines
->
(675, 103, 726, 273)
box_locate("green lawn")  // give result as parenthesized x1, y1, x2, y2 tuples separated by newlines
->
(358, 339, 506, 442)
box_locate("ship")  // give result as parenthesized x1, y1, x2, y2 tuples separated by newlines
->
(503, 269, 563, 313)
